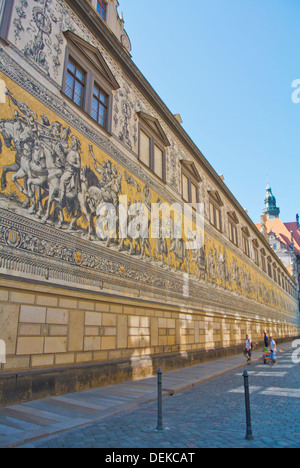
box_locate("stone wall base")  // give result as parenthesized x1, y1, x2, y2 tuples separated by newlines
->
(0, 338, 295, 407)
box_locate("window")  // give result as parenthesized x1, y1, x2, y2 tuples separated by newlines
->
(181, 161, 201, 210)
(97, 0, 107, 20)
(137, 112, 170, 182)
(182, 175, 198, 210)
(252, 239, 259, 265)
(0, 0, 14, 42)
(191, 182, 197, 210)
(277, 270, 281, 287)
(273, 264, 277, 283)
(138, 128, 165, 179)
(208, 191, 223, 232)
(228, 212, 239, 246)
(92, 83, 108, 128)
(242, 236, 250, 257)
(65, 58, 86, 108)
(154, 145, 163, 180)
(89, 0, 107, 22)
(210, 202, 222, 231)
(267, 257, 272, 278)
(139, 130, 151, 167)
(261, 249, 266, 273)
(253, 247, 259, 265)
(0, 0, 4, 25)
(229, 222, 238, 246)
(63, 31, 120, 133)
(241, 227, 250, 257)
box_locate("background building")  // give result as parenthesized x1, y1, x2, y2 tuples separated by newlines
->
(257, 185, 300, 305)
(0, 0, 299, 405)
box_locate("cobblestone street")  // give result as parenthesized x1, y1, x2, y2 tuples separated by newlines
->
(24, 347, 300, 448)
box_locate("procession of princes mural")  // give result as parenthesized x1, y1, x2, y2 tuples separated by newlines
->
(0, 87, 293, 314)
(0, 88, 203, 270)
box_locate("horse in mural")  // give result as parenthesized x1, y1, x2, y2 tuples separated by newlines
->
(78, 165, 108, 241)
(0, 119, 31, 207)
(0, 89, 39, 205)
(24, 139, 82, 230)
(39, 141, 82, 229)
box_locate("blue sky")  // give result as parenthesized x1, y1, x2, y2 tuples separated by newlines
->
(121, 0, 300, 224)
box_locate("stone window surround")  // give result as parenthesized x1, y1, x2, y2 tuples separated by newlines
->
(208, 190, 223, 233)
(228, 211, 239, 247)
(241, 226, 251, 258)
(137, 114, 169, 183)
(252, 238, 260, 266)
(61, 32, 118, 134)
(180, 160, 201, 211)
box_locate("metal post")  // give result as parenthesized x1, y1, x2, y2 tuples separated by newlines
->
(243, 370, 254, 440)
(156, 368, 163, 431)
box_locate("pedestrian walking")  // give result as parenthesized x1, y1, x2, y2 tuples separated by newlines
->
(262, 331, 269, 361)
(244, 335, 252, 365)
(263, 331, 269, 349)
(270, 336, 277, 364)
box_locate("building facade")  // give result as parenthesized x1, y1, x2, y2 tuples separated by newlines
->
(257, 185, 300, 304)
(0, 0, 299, 405)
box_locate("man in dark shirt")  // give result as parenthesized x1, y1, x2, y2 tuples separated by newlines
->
(264, 332, 269, 348)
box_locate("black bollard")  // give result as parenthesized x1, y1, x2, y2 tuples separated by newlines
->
(156, 368, 163, 431)
(243, 370, 254, 440)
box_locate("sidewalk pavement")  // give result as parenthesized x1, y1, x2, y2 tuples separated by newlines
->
(0, 342, 293, 448)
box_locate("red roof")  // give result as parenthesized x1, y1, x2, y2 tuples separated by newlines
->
(255, 218, 300, 256)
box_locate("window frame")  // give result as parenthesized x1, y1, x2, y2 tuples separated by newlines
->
(0, 0, 14, 43)
(208, 191, 223, 233)
(65, 57, 86, 108)
(96, 0, 107, 21)
(273, 263, 277, 283)
(261, 248, 267, 273)
(209, 201, 222, 232)
(138, 122, 167, 182)
(229, 222, 238, 246)
(180, 160, 202, 211)
(92, 82, 109, 128)
(267, 256, 272, 278)
(89, 0, 108, 22)
(241, 227, 250, 257)
(228, 211, 239, 247)
(252, 239, 259, 266)
(181, 169, 199, 210)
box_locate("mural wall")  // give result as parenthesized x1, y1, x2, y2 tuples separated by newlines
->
(0, 72, 297, 318)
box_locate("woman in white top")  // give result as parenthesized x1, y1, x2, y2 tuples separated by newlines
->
(270, 337, 277, 364)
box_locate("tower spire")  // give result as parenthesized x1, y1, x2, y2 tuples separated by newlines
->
(263, 184, 280, 220)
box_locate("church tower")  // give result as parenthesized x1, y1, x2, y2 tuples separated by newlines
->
(263, 184, 280, 220)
